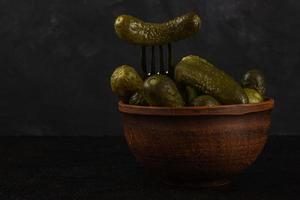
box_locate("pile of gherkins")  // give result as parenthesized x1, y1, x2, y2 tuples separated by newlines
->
(110, 12, 266, 107)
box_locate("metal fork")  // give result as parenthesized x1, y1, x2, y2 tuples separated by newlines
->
(140, 43, 173, 78)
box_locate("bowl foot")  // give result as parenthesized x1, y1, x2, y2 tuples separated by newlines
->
(161, 178, 231, 188)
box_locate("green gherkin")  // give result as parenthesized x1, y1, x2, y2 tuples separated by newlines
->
(110, 65, 143, 100)
(143, 74, 185, 107)
(185, 85, 199, 103)
(129, 91, 148, 106)
(175, 55, 248, 105)
(190, 95, 220, 107)
(244, 88, 263, 104)
(114, 12, 201, 45)
(241, 69, 266, 97)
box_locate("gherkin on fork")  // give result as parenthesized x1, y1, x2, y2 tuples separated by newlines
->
(114, 12, 201, 77)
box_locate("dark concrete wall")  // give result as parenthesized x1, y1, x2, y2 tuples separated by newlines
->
(1, 0, 299, 135)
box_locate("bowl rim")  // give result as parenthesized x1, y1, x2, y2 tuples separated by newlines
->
(118, 98, 274, 116)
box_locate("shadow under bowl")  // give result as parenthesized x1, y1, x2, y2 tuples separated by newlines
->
(119, 98, 274, 188)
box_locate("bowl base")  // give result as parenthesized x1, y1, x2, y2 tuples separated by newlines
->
(161, 178, 231, 188)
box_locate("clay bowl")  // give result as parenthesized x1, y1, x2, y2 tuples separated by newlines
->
(119, 98, 274, 188)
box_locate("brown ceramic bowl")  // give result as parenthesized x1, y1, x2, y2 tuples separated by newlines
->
(119, 98, 274, 188)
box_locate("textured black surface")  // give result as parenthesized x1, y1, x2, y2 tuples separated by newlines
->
(1, 0, 300, 135)
(0, 136, 299, 200)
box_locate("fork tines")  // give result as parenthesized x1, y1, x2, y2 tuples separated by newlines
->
(140, 44, 173, 77)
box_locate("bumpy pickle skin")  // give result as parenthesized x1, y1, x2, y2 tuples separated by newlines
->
(110, 65, 143, 100)
(143, 74, 185, 107)
(175, 55, 249, 105)
(114, 12, 201, 45)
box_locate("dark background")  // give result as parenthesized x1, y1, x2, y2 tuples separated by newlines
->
(1, 0, 299, 136)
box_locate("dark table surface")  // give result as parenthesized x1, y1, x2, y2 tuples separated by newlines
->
(0, 136, 299, 200)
